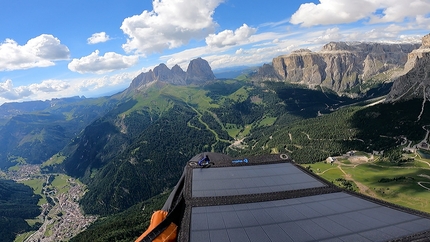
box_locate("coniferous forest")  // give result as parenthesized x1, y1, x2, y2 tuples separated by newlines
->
(0, 180, 41, 241)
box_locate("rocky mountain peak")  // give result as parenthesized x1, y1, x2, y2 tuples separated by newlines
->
(153, 63, 171, 81)
(125, 58, 214, 94)
(423, 34, 430, 47)
(386, 33, 430, 102)
(321, 42, 354, 51)
(171, 64, 185, 74)
(185, 57, 215, 84)
(401, 33, 430, 73)
(171, 64, 186, 85)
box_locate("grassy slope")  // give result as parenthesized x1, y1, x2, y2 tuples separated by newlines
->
(128, 82, 265, 142)
(303, 156, 430, 213)
(19, 178, 48, 206)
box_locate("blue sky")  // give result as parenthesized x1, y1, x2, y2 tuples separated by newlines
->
(0, 0, 429, 104)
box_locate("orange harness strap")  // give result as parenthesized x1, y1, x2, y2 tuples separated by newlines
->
(135, 210, 177, 242)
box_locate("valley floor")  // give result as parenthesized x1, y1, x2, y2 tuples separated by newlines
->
(3, 165, 96, 242)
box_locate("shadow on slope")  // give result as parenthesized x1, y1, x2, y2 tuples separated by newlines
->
(351, 99, 430, 151)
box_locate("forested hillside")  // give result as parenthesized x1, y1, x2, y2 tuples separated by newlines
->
(77, 104, 218, 214)
(246, 98, 430, 163)
(0, 97, 117, 169)
(0, 180, 41, 242)
(61, 80, 369, 215)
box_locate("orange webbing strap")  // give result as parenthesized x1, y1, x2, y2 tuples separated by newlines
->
(135, 210, 177, 242)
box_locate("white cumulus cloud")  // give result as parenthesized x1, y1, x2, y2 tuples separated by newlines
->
(120, 0, 223, 55)
(29, 79, 71, 93)
(68, 50, 139, 74)
(206, 24, 257, 48)
(0, 79, 33, 100)
(290, 0, 430, 27)
(0, 34, 70, 71)
(0, 71, 140, 105)
(87, 32, 111, 44)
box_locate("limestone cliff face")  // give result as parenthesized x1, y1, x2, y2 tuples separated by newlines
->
(385, 52, 430, 102)
(273, 50, 327, 86)
(254, 63, 282, 81)
(171, 64, 186, 84)
(255, 42, 420, 92)
(185, 57, 215, 84)
(127, 58, 214, 93)
(402, 34, 430, 73)
(386, 35, 430, 102)
(128, 70, 156, 91)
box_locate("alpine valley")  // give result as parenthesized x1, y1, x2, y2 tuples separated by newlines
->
(2, 34, 430, 242)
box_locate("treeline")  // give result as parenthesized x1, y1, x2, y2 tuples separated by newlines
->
(79, 104, 217, 215)
(204, 81, 244, 101)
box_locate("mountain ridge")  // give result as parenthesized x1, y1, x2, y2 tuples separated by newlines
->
(124, 57, 215, 96)
(251, 41, 421, 93)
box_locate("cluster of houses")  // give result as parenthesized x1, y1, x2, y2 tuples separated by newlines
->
(326, 138, 430, 164)
(325, 150, 356, 164)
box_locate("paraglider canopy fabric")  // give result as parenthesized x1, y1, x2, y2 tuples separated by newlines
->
(192, 163, 326, 197)
(182, 153, 430, 241)
(138, 152, 430, 242)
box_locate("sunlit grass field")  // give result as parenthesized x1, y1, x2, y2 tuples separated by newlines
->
(19, 178, 47, 206)
(302, 154, 430, 214)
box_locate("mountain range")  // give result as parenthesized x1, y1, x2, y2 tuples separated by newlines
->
(252, 40, 421, 94)
(126, 57, 215, 92)
(1, 33, 430, 241)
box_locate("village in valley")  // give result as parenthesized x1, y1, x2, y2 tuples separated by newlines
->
(2, 164, 97, 242)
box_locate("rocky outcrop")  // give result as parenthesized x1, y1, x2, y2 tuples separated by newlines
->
(385, 52, 430, 102)
(128, 71, 157, 91)
(185, 57, 215, 84)
(171, 64, 186, 84)
(423, 33, 430, 47)
(253, 64, 282, 82)
(127, 58, 215, 93)
(386, 35, 430, 102)
(253, 42, 420, 92)
(153, 63, 186, 85)
(402, 34, 430, 73)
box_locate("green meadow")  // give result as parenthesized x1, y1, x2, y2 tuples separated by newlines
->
(41, 153, 66, 168)
(303, 154, 430, 214)
(51, 174, 72, 194)
(19, 178, 47, 206)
